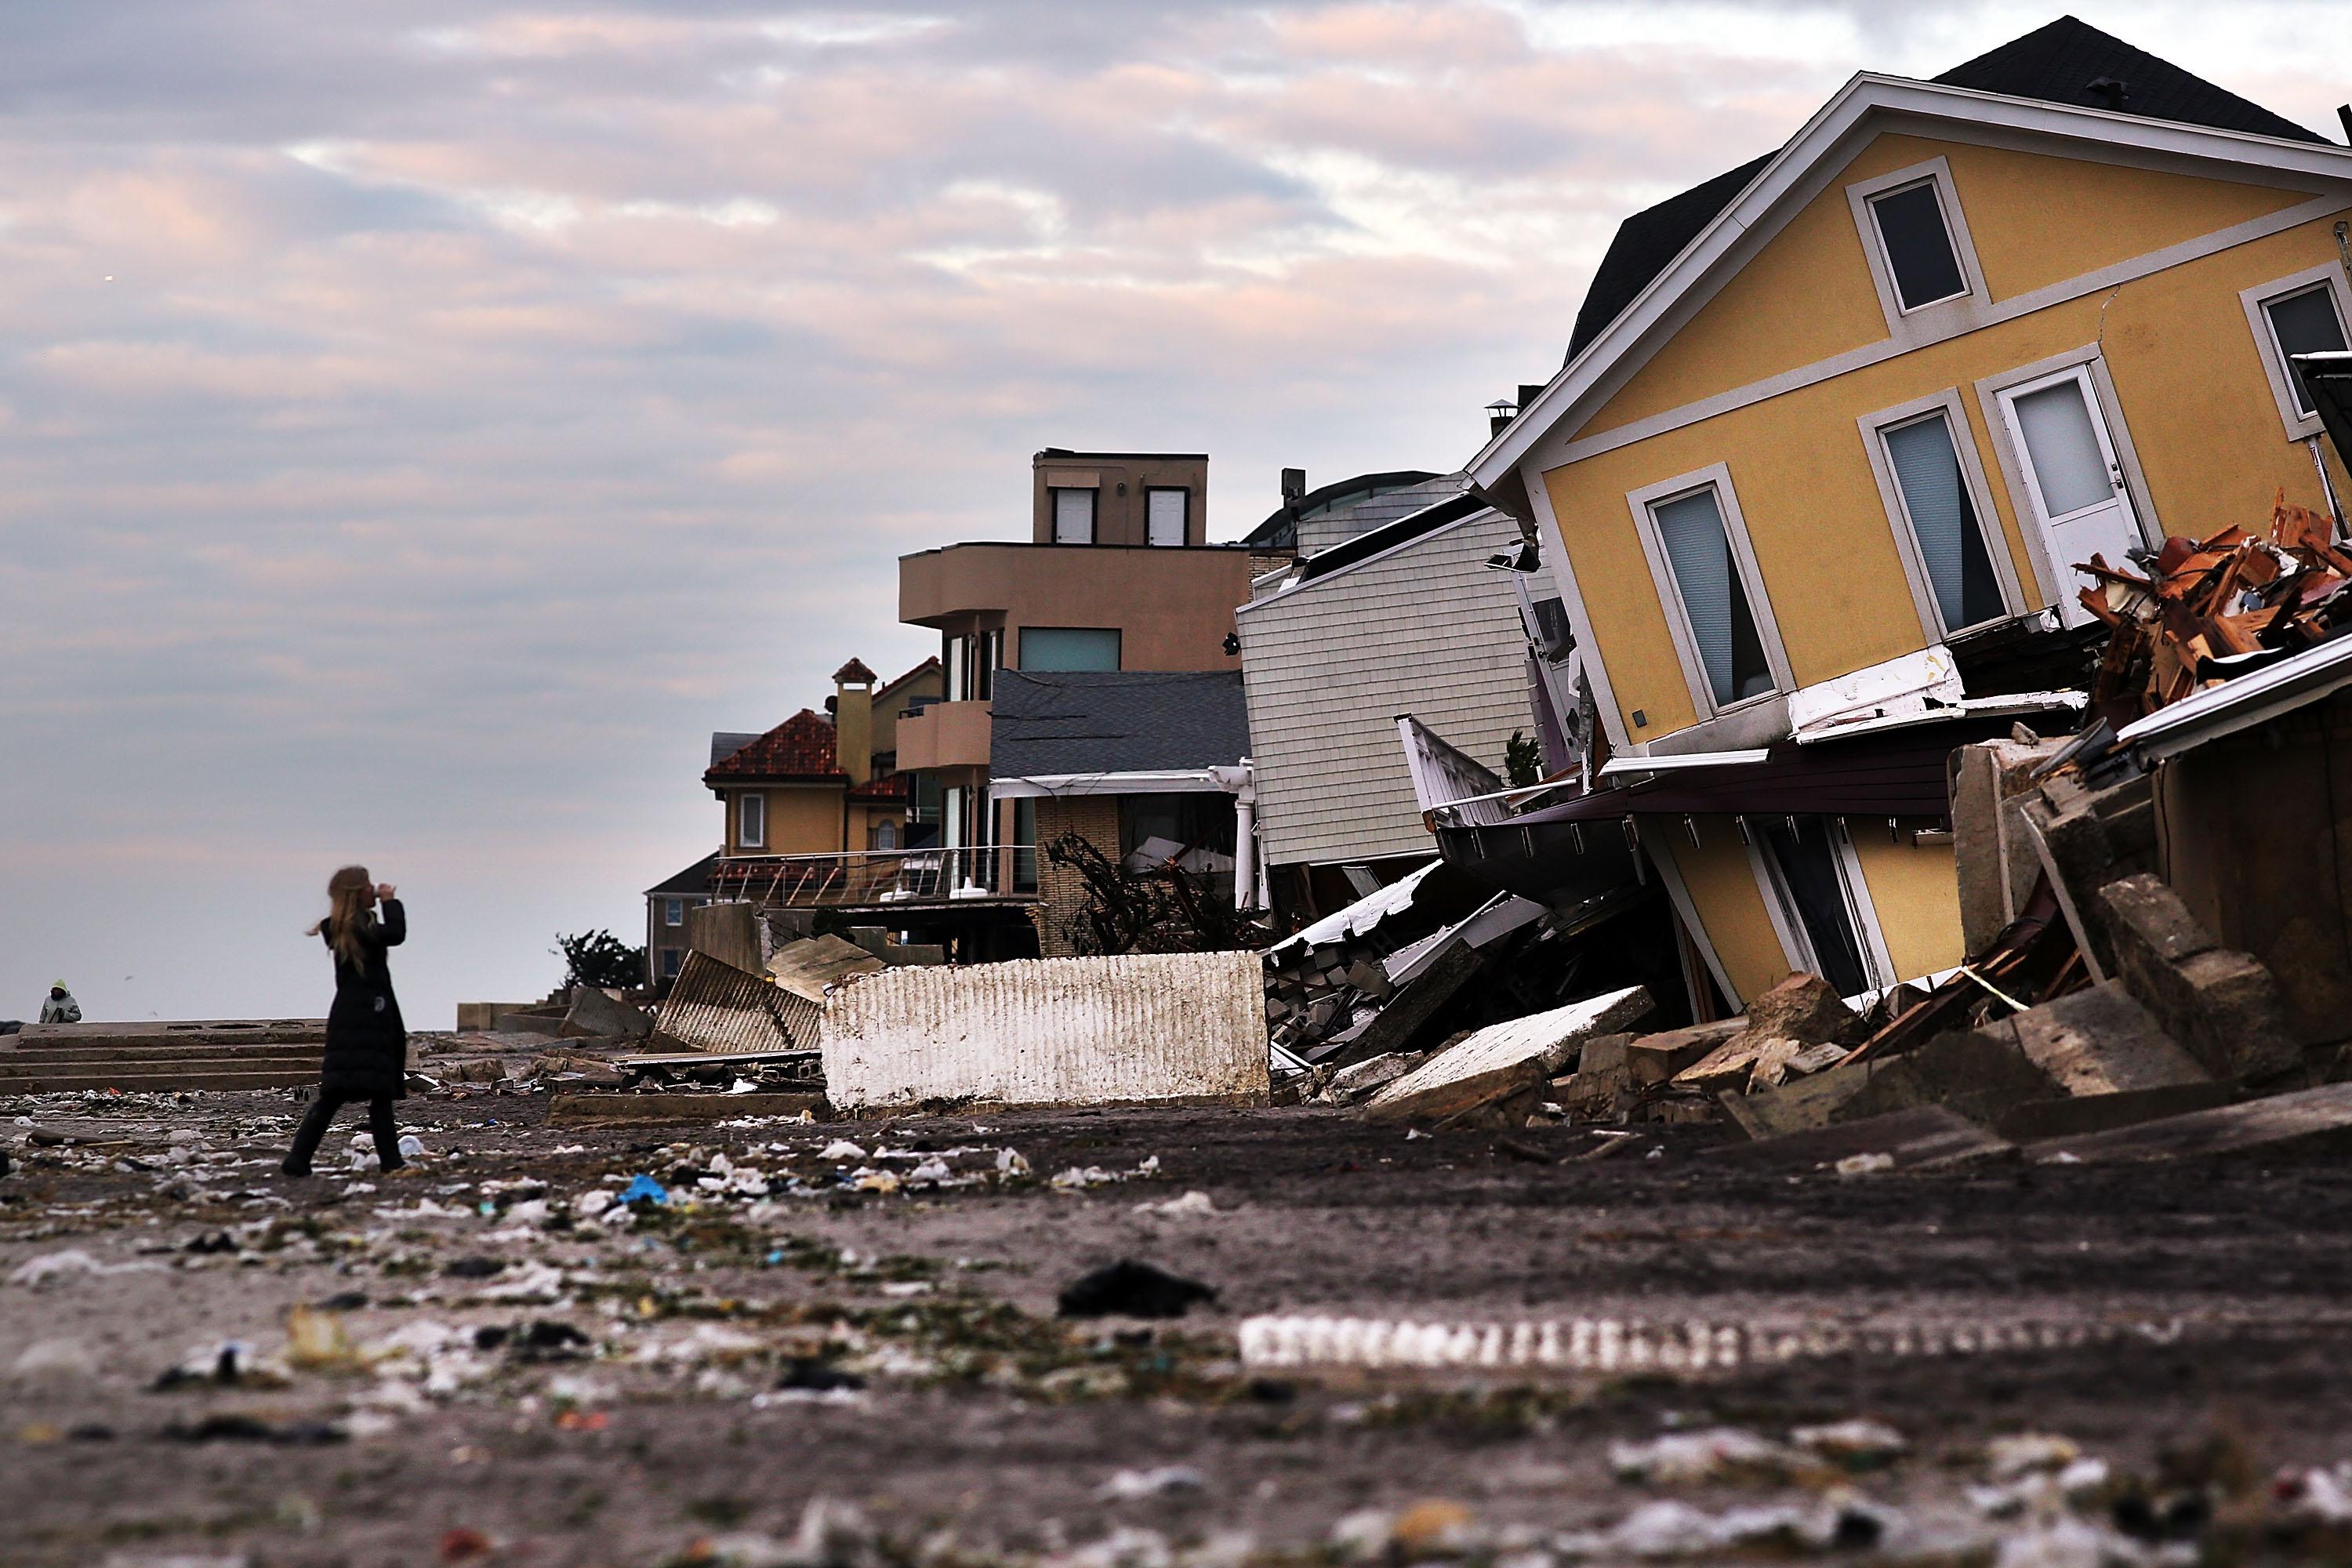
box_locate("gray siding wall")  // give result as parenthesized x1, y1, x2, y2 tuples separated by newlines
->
(1237, 509, 1542, 869)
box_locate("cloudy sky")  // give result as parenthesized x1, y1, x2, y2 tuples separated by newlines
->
(1, 2, 2339, 1025)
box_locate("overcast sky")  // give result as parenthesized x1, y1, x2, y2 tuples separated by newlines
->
(1, 2, 2340, 1026)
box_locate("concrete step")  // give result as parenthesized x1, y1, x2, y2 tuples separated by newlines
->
(1, 1044, 322, 1066)
(0, 1052, 320, 1078)
(0, 1068, 320, 1095)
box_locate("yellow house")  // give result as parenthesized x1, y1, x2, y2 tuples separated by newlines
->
(1469, 19, 2352, 1013)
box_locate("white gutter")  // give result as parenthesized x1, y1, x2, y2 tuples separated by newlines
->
(2117, 636, 2352, 762)
(1597, 749, 1773, 779)
(990, 766, 1250, 800)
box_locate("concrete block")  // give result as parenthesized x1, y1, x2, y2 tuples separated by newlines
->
(1992, 1082, 2234, 1143)
(2008, 980, 2209, 1096)
(2100, 874, 2300, 1083)
(1951, 739, 2068, 955)
(1833, 1024, 2062, 1128)
(1625, 1018, 1746, 1084)
(2026, 1080, 2352, 1165)
(1719, 1065, 1879, 1140)
(1364, 986, 1653, 1125)
(561, 986, 654, 1043)
(684, 902, 762, 973)
(1744, 971, 1866, 1046)
(1576, 1033, 1635, 1077)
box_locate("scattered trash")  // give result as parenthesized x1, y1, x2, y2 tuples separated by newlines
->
(616, 1174, 670, 1207)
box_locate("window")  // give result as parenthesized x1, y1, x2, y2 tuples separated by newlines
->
(2245, 270, 2352, 437)
(1146, 487, 1189, 546)
(661, 947, 683, 978)
(1648, 484, 1772, 709)
(1019, 626, 1121, 671)
(738, 792, 765, 849)
(663, 898, 684, 927)
(1867, 180, 1966, 312)
(1052, 487, 1096, 544)
(1756, 817, 1871, 998)
(1012, 797, 1037, 892)
(1877, 408, 2007, 633)
(871, 818, 898, 851)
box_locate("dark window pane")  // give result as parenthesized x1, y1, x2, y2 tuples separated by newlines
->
(1870, 183, 1966, 310)
(2267, 288, 2350, 416)
(1653, 487, 1773, 706)
(1884, 412, 2006, 630)
(1762, 818, 1868, 997)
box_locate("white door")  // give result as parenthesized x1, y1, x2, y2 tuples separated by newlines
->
(1997, 365, 2150, 627)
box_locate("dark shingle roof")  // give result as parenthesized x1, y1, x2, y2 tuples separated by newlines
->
(1243, 470, 1443, 547)
(1562, 16, 2326, 363)
(990, 671, 1250, 779)
(709, 731, 763, 769)
(644, 852, 719, 899)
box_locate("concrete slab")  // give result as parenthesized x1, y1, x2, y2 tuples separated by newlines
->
(1364, 987, 1653, 1127)
(1703, 1105, 2011, 1171)
(2009, 982, 2212, 1096)
(766, 935, 885, 1004)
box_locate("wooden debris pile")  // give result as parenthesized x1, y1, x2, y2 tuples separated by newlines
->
(2078, 493, 2352, 727)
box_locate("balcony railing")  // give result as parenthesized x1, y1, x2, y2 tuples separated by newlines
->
(712, 847, 1040, 907)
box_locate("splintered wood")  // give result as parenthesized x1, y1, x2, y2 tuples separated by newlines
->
(2078, 492, 2352, 726)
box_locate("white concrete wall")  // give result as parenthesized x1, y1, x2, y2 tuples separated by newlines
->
(823, 951, 1269, 1112)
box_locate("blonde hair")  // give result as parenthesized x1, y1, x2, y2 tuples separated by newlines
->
(308, 866, 374, 970)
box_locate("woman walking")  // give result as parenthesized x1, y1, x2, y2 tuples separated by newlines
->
(282, 866, 410, 1176)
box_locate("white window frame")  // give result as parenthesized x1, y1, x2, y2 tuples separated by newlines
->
(1145, 486, 1189, 546)
(1744, 815, 1896, 996)
(2241, 263, 2352, 441)
(1051, 486, 1097, 544)
(663, 898, 684, 927)
(1845, 158, 1991, 344)
(1856, 388, 2028, 641)
(1623, 463, 1795, 724)
(738, 792, 765, 850)
(1973, 344, 2161, 614)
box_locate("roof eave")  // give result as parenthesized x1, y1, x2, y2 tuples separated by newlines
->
(1469, 72, 2352, 492)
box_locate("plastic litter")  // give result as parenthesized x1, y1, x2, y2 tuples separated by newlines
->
(1057, 1260, 1218, 1319)
(616, 1174, 670, 1207)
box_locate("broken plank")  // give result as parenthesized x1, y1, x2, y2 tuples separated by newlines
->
(2027, 1081, 2352, 1165)
(1702, 1105, 2010, 1171)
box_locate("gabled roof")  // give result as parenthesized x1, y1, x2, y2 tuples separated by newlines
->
(705, 710, 845, 783)
(1243, 470, 1443, 547)
(877, 655, 942, 700)
(1562, 18, 2326, 364)
(644, 851, 719, 899)
(833, 657, 879, 684)
(990, 670, 1250, 779)
(1475, 35, 2352, 491)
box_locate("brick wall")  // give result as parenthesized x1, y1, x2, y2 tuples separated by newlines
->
(1036, 795, 1122, 956)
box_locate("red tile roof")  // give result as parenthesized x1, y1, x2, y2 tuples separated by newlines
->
(833, 657, 880, 684)
(705, 710, 845, 782)
(849, 772, 910, 803)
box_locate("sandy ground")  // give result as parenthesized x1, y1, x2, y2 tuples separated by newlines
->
(8, 1087, 2352, 1567)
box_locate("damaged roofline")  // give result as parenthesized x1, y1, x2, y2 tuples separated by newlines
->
(990, 764, 1253, 800)
(1467, 71, 2352, 492)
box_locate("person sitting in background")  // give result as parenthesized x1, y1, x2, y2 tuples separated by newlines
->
(38, 982, 80, 1025)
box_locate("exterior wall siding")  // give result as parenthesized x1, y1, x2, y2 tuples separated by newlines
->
(1237, 510, 1541, 869)
(1651, 817, 1791, 1008)
(1849, 832, 1967, 982)
(823, 951, 1269, 1112)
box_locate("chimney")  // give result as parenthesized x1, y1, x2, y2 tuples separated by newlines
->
(2339, 104, 2352, 146)
(1279, 467, 1306, 506)
(1486, 397, 1519, 439)
(2086, 76, 2129, 113)
(832, 659, 877, 787)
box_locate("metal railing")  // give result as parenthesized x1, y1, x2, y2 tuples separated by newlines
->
(711, 846, 1040, 907)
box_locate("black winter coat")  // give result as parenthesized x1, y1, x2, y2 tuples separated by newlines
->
(321, 899, 408, 1099)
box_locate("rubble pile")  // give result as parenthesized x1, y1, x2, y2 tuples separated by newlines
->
(2078, 494, 2352, 724)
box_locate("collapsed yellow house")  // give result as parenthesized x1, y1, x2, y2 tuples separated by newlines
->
(1466, 19, 2352, 1013)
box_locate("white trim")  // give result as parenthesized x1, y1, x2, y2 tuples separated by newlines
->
(1845, 156, 1992, 343)
(2241, 263, 2352, 441)
(1597, 749, 1772, 777)
(738, 792, 766, 850)
(1233, 502, 1499, 611)
(1522, 468, 1632, 755)
(1470, 64, 2352, 487)
(1544, 194, 2347, 471)
(2118, 633, 2352, 762)
(989, 767, 1247, 800)
(1643, 833, 1742, 1008)
(1856, 387, 2027, 638)
(1973, 345, 2159, 613)
(1744, 833, 1817, 978)
(1831, 818, 1900, 991)
(1624, 463, 1795, 722)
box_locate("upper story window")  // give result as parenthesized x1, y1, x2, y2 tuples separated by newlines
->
(1846, 158, 1985, 341)
(1052, 487, 1097, 544)
(1019, 626, 1121, 671)
(1867, 181, 1967, 311)
(1653, 487, 1770, 707)
(2244, 266, 2352, 440)
(1146, 487, 1189, 546)
(1864, 396, 2013, 637)
(738, 792, 765, 849)
(663, 898, 684, 927)
(942, 629, 1002, 701)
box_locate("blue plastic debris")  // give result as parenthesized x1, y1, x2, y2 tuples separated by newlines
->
(617, 1174, 670, 1207)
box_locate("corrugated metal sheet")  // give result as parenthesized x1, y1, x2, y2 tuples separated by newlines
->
(653, 949, 819, 1055)
(1237, 508, 1546, 868)
(824, 952, 1268, 1112)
